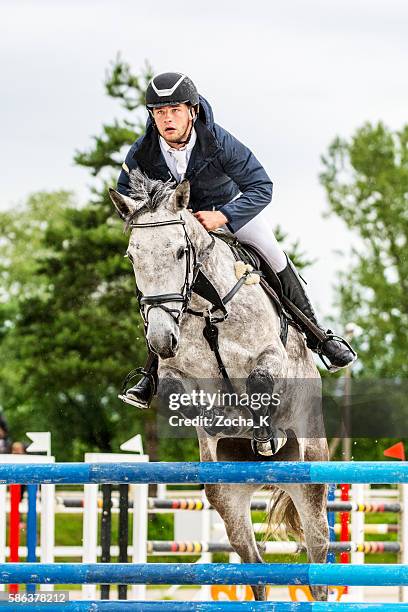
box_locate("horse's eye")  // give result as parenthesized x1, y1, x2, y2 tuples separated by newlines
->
(177, 247, 186, 260)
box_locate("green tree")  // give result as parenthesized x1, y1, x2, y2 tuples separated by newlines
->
(320, 121, 408, 377)
(0, 191, 74, 438)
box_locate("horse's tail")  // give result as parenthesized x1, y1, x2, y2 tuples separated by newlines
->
(262, 486, 303, 542)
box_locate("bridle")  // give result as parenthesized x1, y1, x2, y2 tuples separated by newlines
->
(126, 216, 215, 327)
(125, 212, 262, 392)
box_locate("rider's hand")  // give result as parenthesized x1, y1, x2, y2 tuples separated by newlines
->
(193, 210, 228, 231)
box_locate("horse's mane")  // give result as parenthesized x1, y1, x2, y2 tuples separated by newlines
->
(125, 168, 176, 230)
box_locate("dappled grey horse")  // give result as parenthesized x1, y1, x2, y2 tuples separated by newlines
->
(109, 171, 329, 602)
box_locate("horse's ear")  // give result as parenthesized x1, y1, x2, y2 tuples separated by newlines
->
(173, 180, 190, 210)
(108, 188, 137, 220)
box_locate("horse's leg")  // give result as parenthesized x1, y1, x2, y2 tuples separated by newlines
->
(246, 346, 288, 455)
(205, 482, 267, 601)
(156, 366, 198, 421)
(203, 439, 267, 601)
(283, 482, 329, 601)
(282, 439, 329, 602)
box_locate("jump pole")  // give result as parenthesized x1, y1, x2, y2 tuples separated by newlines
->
(1, 461, 408, 484)
(1, 562, 408, 585)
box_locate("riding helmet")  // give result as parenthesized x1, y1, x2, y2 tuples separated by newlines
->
(145, 72, 199, 109)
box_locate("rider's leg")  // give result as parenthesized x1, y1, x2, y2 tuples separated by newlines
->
(276, 256, 356, 368)
(234, 204, 287, 273)
(234, 204, 356, 370)
(119, 350, 158, 409)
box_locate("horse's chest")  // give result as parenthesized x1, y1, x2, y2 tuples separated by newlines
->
(173, 309, 274, 378)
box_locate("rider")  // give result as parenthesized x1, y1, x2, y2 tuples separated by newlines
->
(117, 72, 356, 409)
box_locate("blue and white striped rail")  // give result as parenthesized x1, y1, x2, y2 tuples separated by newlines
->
(0, 461, 408, 484)
(0, 563, 407, 586)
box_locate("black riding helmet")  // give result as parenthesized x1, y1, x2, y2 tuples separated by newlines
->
(145, 72, 199, 109)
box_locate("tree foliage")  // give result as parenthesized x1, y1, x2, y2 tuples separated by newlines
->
(320, 122, 408, 377)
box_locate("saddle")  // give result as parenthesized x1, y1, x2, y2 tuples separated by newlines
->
(210, 231, 294, 346)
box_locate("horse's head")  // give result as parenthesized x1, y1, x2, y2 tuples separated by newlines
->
(109, 169, 199, 359)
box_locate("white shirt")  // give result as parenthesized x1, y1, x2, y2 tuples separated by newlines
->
(159, 128, 197, 182)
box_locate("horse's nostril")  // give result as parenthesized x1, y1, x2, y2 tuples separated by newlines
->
(170, 333, 178, 352)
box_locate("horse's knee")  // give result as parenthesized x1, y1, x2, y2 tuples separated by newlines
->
(247, 366, 274, 394)
(157, 375, 185, 400)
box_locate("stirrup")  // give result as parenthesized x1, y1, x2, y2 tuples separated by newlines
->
(118, 394, 150, 409)
(118, 367, 157, 408)
(317, 332, 357, 373)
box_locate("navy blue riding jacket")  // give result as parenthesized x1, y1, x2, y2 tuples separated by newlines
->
(117, 96, 273, 233)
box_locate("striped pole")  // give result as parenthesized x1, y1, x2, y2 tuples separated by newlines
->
(58, 497, 402, 513)
(146, 540, 401, 554)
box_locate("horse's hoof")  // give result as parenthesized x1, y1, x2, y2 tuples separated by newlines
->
(118, 394, 149, 410)
(255, 441, 274, 456)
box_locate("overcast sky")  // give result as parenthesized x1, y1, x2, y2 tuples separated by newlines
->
(1, 0, 407, 318)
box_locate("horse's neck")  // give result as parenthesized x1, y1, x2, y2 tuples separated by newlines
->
(203, 238, 236, 289)
(188, 221, 236, 310)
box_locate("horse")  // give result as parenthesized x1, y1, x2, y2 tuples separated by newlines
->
(109, 170, 329, 602)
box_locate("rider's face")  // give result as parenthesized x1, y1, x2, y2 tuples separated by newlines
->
(152, 104, 194, 147)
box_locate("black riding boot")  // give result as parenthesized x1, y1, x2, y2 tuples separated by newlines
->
(277, 256, 357, 371)
(118, 352, 159, 409)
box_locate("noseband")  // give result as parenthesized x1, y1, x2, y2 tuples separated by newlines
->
(127, 217, 215, 326)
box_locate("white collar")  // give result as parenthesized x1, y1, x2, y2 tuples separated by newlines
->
(160, 127, 197, 153)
